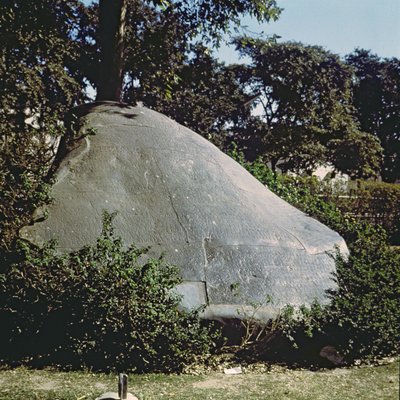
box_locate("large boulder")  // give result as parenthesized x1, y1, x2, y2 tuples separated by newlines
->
(20, 102, 347, 322)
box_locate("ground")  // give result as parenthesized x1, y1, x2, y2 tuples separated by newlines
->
(0, 361, 398, 400)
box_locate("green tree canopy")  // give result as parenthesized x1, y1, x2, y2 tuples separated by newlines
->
(231, 39, 382, 177)
(0, 0, 88, 251)
(142, 45, 253, 145)
(346, 49, 400, 182)
(83, 0, 282, 101)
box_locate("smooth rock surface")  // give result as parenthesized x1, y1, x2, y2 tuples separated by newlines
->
(20, 102, 348, 321)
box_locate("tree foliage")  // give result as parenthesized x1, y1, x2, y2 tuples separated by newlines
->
(346, 49, 400, 182)
(231, 39, 382, 177)
(0, 0, 87, 252)
(90, 0, 282, 102)
(144, 46, 253, 145)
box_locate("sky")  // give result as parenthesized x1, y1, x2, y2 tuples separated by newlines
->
(217, 0, 400, 64)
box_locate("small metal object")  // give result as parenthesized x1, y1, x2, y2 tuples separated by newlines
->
(95, 372, 138, 400)
(118, 373, 128, 400)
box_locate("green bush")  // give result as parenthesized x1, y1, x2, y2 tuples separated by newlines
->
(244, 157, 400, 245)
(232, 152, 400, 362)
(282, 228, 400, 362)
(338, 180, 400, 245)
(0, 212, 218, 372)
(326, 241, 400, 360)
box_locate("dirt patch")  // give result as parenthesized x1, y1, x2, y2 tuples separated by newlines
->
(36, 381, 58, 391)
(30, 375, 58, 391)
(94, 382, 108, 391)
(30, 376, 109, 392)
(193, 374, 245, 390)
(321, 368, 352, 376)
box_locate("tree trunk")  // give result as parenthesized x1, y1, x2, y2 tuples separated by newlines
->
(96, 0, 127, 102)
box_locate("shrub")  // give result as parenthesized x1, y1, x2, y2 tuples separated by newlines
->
(338, 180, 400, 245)
(326, 241, 400, 360)
(243, 156, 400, 245)
(231, 152, 400, 362)
(0, 212, 218, 372)
(281, 227, 400, 362)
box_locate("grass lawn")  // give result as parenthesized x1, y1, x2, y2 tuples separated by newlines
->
(0, 361, 398, 400)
